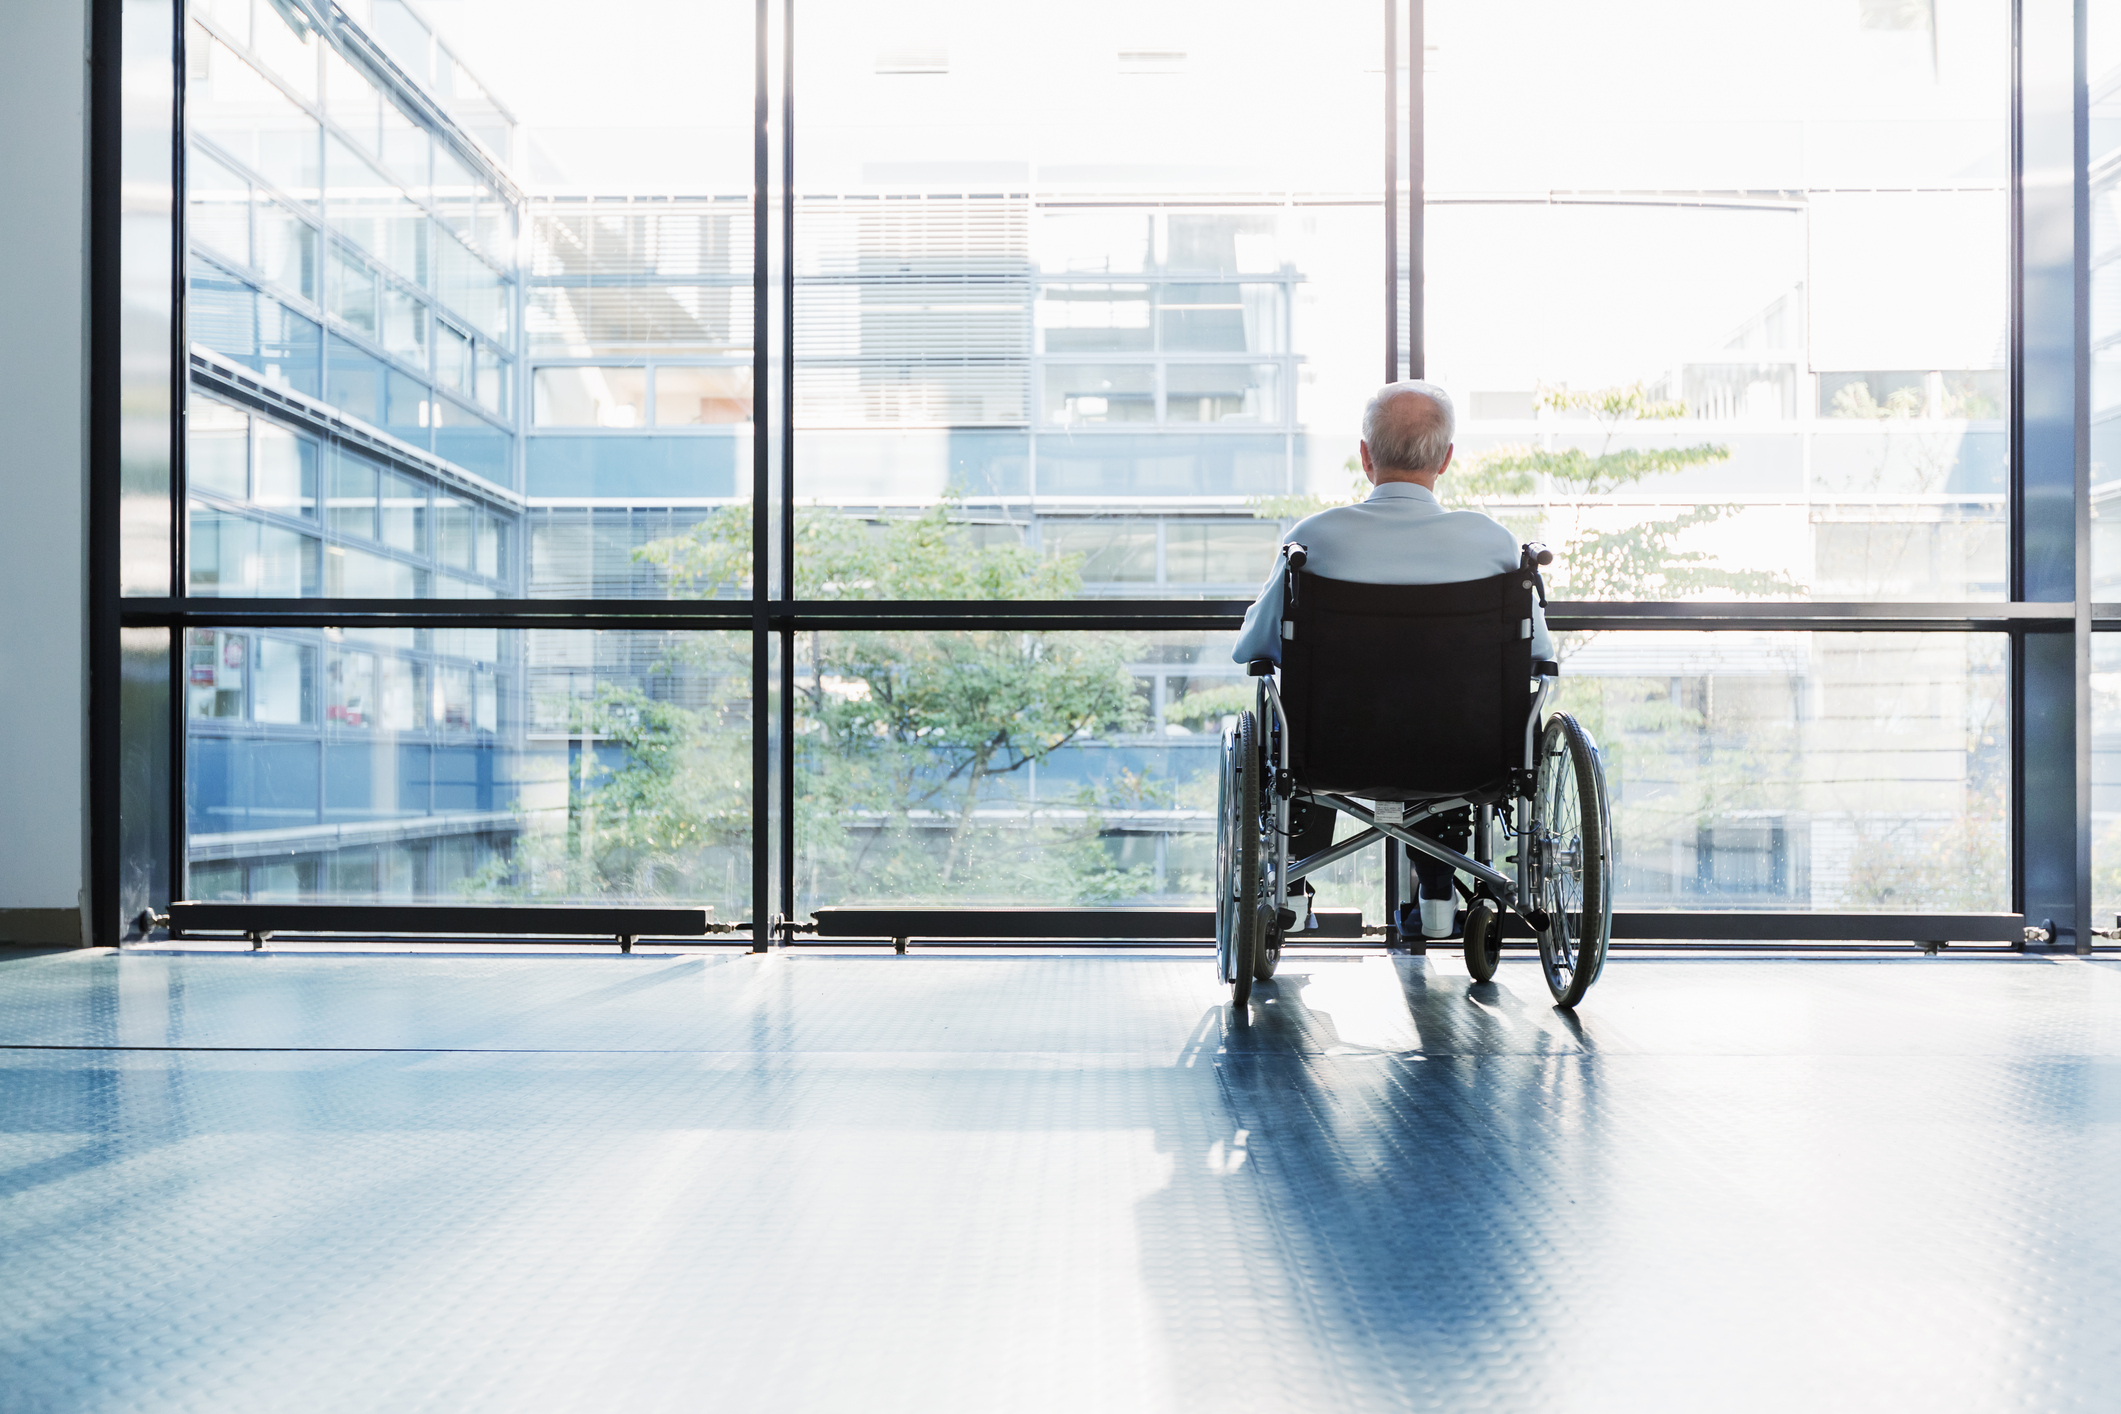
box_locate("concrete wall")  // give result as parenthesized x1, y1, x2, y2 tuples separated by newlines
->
(0, 0, 90, 946)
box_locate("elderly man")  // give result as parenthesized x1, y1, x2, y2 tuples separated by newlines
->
(1233, 380, 1553, 941)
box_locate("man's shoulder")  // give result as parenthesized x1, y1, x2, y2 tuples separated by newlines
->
(1283, 501, 1366, 547)
(1433, 505, 1521, 546)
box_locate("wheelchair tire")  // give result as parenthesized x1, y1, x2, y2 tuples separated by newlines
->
(1529, 712, 1613, 1008)
(1253, 685, 1282, 984)
(1462, 899, 1502, 983)
(1215, 712, 1262, 1005)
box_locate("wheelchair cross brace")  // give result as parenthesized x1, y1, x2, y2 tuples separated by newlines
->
(1281, 794, 1473, 884)
(1308, 795, 1516, 900)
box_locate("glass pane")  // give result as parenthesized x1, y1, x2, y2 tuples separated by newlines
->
(1427, 0, 2010, 602)
(183, 390, 511, 600)
(124, 0, 177, 596)
(122, 628, 173, 930)
(187, 147, 251, 265)
(1039, 285, 1153, 354)
(795, 629, 1281, 911)
(330, 247, 378, 336)
(186, 2, 756, 603)
(534, 366, 648, 427)
(1550, 631, 2008, 910)
(185, 629, 751, 918)
(1043, 365, 1154, 425)
(1163, 520, 1285, 590)
(2095, 17, 2121, 592)
(255, 200, 317, 300)
(327, 447, 379, 540)
(790, 626, 1392, 918)
(2096, 634, 2121, 925)
(188, 26, 321, 203)
(187, 397, 249, 499)
(1166, 364, 1278, 424)
(795, 0, 1378, 597)
(654, 366, 754, 425)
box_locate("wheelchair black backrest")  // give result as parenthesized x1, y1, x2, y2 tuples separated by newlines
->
(1279, 565, 1537, 798)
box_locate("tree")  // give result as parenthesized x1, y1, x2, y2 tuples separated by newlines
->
(470, 502, 1154, 909)
(1459, 383, 1795, 601)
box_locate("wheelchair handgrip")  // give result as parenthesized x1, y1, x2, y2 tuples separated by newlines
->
(1534, 659, 1560, 677)
(1283, 543, 1308, 571)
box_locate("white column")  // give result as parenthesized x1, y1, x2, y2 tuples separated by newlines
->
(0, 0, 91, 945)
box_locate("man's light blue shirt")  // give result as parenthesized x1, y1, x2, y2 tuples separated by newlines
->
(1232, 481, 1554, 665)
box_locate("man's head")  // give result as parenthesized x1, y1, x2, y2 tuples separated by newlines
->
(1360, 380, 1456, 488)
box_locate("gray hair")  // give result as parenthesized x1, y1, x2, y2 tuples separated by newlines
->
(1362, 380, 1456, 472)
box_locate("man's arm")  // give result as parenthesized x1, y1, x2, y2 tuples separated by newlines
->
(1232, 563, 1286, 665)
(1531, 597, 1553, 664)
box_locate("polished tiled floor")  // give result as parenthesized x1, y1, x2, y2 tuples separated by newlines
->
(4, 946, 2121, 1413)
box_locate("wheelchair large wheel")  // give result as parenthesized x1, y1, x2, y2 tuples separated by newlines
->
(1215, 712, 1263, 1005)
(1252, 683, 1282, 984)
(1529, 712, 1613, 1008)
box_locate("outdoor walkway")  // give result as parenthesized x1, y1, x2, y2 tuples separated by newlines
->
(3, 946, 2119, 1412)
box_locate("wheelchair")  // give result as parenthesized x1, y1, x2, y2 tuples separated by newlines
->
(1215, 541, 1614, 1009)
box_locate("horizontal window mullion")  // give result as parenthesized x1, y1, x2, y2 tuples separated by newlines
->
(122, 597, 2064, 634)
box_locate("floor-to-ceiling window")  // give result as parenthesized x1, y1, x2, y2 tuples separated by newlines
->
(103, 0, 2106, 947)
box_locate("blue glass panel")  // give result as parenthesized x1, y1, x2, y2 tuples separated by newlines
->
(1034, 434, 1287, 497)
(395, 744, 433, 814)
(322, 743, 377, 819)
(434, 415, 513, 486)
(1949, 430, 2008, 494)
(383, 369, 429, 448)
(188, 738, 320, 834)
(260, 300, 322, 397)
(432, 745, 496, 813)
(188, 268, 257, 364)
(525, 435, 740, 498)
(947, 431, 1031, 496)
(325, 337, 388, 426)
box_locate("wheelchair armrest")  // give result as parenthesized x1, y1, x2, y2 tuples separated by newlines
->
(1246, 658, 1276, 678)
(1534, 659, 1560, 677)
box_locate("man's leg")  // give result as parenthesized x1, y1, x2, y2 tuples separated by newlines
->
(1280, 798, 1334, 928)
(1286, 797, 1337, 861)
(1409, 807, 1471, 938)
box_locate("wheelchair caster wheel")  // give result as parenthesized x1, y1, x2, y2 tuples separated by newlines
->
(1463, 901, 1502, 983)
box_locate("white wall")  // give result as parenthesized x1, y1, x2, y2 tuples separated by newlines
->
(0, 0, 89, 945)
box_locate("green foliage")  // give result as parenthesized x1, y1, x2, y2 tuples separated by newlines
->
(1245, 463, 1369, 523)
(474, 501, 1154, 909)
(464, 662, 752, 905)
(1449, 381, 1800, 602)
(1830, 382, 1927, 421)
(1162, 681, 1255, 732)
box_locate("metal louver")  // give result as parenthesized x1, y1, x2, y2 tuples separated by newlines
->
(796, 195, 1031, 428)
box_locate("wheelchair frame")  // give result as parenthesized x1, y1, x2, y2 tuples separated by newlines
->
(1253, 663, 1555, 924)
(1221, 541, 1615, 1007)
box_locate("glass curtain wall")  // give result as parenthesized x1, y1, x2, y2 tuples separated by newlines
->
(120, 0, 2066, 935)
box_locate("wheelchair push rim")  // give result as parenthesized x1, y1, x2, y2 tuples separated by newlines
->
(1530, 712, 1613, 1008)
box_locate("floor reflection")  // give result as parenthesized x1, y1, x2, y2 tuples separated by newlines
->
(3, 950, 2120, 1411)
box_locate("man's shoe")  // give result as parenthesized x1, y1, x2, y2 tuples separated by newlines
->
(1420, 896, 1457, 939)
